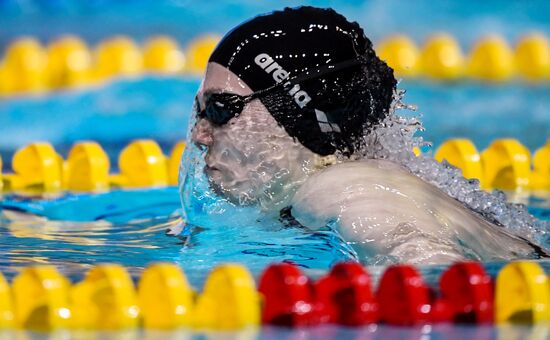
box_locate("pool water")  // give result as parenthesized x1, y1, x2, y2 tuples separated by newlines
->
(1, 182, 549, 287)
(0, 323, 547, 339)
(0, 76, 549, 297)
(1, 78, 550, 161)
(1, 0, 550, 336)
(0, 186, 355, 286)
(0, 180, 549, 338)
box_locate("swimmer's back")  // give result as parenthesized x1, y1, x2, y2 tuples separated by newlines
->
(290, 159, 540, 264)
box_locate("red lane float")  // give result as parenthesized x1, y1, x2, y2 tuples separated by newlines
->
(315, 262, 378, 325)
(258, 263, 317, 326)
(377, 265, 453, 325)
(439, 262, 493, 323)
(261, 262, 493, 327)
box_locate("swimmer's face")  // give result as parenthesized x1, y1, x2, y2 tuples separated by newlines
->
(191, 62, 318, 207)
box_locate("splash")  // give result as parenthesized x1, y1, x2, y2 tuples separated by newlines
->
(177, 103, 359, 270)
(356, 89, 549, 246)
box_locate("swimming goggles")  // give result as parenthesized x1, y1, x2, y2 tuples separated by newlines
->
(196, 56, 367, 126)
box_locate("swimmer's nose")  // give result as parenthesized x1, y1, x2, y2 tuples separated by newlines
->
(192, 118, 214, 146)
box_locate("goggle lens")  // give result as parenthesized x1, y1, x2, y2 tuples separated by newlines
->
(199, 93, 248, 125)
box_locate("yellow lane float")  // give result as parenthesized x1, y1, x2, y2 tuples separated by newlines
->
(143, 36, 186, 74)
(2, 37, 48, 94)
(0, 64, 16, 96)
(117, 140, 168, 188)
(64, 141, 110, 192)
(495, 261, 550, 324)
(515, 33, 550, 81)
(194, 264, 260, 329)
(185, 34, 220, 75)
(71, 264, 139, 329)
(377, 35, 420, 78)
(0, 272, 14, 328)
(468, 35, 515, 82)
(12, 266, 71, 330)
(435, 139, 483, 182)
(138, 263, 194, 329)
(2, 33, 550, 98)
(0, 137, 547, 193)
(481, 139, 531, 190)
(420, 33, 465, 80)
(47, 35, 92, 89)
(94, 36, 143, 81)
(5, 142, 63, 192)
(532, 140, 550, 190)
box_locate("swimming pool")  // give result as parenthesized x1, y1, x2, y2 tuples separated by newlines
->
(1, 0, 550, 336)
(0, 76, 549, 335)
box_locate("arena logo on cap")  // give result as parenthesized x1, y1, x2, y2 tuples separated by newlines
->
(254, 53, 311, 109)
(255, 53, 341, 134)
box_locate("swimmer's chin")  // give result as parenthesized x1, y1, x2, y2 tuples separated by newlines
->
(206, 174, 258, 207)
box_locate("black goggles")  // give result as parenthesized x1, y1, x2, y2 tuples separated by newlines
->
(196, 92, 255, 126)
(196, 56, 367, 126)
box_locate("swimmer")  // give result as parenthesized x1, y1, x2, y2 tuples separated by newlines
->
(186, 6, 547, 264)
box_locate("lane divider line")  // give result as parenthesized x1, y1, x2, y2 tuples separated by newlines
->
(1, 32, 549, 98)
(1, 260, 548, 329)
(2, 137, 549, 193)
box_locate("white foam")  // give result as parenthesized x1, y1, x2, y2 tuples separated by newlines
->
(355, 89, 548, 245)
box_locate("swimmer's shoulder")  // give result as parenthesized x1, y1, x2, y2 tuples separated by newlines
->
(288, 159, 409, 229)
(325, 158, 404, 173)
(307, 159, 405, 185)
(293, 159, 405, 201)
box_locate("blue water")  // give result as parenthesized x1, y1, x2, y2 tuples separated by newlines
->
(0, 187, 357, 286)
(1, 0, 550, 51)
(0, 323, 549, 339)
(1, 186, 549, 288)
(1, 77, 549, 168)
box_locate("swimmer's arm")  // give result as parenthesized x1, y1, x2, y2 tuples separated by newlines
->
(279, 206, 309, 229)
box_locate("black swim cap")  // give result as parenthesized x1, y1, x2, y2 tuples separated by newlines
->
(209, 6, 396, 156)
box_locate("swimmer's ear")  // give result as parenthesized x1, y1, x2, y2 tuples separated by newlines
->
(314, 154, 338, 169)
